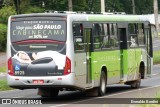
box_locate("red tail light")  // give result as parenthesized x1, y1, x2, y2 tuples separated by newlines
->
(64, 57, 71, 75)
(8, 57, 14, 76)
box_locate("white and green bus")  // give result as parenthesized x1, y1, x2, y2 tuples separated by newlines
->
(7, 12, 153, 97)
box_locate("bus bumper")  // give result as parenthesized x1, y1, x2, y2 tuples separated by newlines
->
(7, 73, 75, 89)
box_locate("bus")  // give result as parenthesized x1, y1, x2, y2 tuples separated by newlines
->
(7, 12, 153, 97)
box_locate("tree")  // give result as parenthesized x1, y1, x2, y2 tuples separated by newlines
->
(73, 0, 88, 11)
(43, 0, 67, 11)
(0, 6, 16, 24)
(24, 6, 44, 14)
(132, 0, 135, 14)
(0, 0, 3, 9)
(92, 0, 100, 12)
(68, 0, 72, 11)
(154, 0, 159, 37)
(135, 0, 153, 14)
(0, 23, 7, 51)
(106, 0, 124, 12)
(0, 6, 16, 51)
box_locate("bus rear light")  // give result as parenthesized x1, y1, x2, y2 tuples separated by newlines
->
(64, 57, 71, 75)
(8, 57, 14, 76)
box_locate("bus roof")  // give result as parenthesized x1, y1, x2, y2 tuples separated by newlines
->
(10, 13, 150, 23)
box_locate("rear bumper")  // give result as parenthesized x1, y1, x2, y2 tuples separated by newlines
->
(7, 73, 75, 89)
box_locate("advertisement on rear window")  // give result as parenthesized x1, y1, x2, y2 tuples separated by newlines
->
(11, 20, 66, 42)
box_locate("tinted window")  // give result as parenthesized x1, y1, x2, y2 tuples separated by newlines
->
(128, 23, 138, 47)
(73, 23, 84, 52)
(137, 24, 145, 46)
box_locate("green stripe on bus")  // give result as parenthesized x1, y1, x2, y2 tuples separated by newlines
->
(88, 16, 139, 22)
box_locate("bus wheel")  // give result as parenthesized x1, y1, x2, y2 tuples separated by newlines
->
(98, 71, 106, 96)
(49, 88, 59, 97)
(131, 73, 141, 89)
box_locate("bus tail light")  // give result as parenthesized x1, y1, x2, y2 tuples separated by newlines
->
(64, 57, 71, 75)
(8, 57, 14, 76)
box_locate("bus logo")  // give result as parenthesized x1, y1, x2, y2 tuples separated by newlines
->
(15, 65, 20, 71)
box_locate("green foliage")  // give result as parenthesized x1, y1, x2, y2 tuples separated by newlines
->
(0, 66, 6, 73)
(0, 0, 3, 9)
(0, 24, 7, 51)
(106, 0, 124, 12)
(0, 6, 16, 24)
(73, 0, 88, 11)
(0, 79, 13, 91)
(0, 6, 15, 52)
(119, 0, 132, 14)
(2, 0, 15, 7)
(135, 0, 153, 14)
(153, 51, 160, 64)
(24, 6, 45, 14)
(19, 0, 30, 13)
(92, 0, 100, 12)
(0, 0, 157, 15)
(43, 0, 68, 11)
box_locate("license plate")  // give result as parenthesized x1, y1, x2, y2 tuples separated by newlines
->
(33, 80, 44, 84)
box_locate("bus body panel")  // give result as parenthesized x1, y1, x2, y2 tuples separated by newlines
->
(126, 48, 142, 81)
(7, 13, 153, 92)
(7, 73, 75, 89)
(74, 53, 87, 88)
(91, 50, 121, 85)
(7, 14, 76, 89)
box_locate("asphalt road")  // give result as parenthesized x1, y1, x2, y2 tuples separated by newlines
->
(0, 64, 159, 107)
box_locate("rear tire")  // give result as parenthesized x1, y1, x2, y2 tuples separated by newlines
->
(98, 71, 106, 96)
(131, 73, 141, 89)
(39, 88, 59, 98)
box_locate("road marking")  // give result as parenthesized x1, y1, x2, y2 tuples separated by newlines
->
(101, 85, 160, 98)
(12, 96, 24, 98)
(50, 85, 160, 107)
(50, 104, 69, 107)
(151, 73, 159, 76)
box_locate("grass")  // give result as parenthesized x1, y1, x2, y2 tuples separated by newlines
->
(0, 66, 6, 73)
(137, 105, 160, 107)
(134, 91, 160, 107)
(0, 79, 13, 91)
(153, 50, 160, 64)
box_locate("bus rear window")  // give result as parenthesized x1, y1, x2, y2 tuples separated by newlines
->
(11, 20, 66, 42)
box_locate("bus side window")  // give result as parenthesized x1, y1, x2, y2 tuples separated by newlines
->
(110, 23, 119, 48)
(73, 23, 84, 52)
(93, 23, 102, 50)
(137, 23, 145, 46)
(128, 23, 138, 48)
(101, 23, 110, 49)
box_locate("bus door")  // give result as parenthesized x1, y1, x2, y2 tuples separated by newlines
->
(144, 23, 152, 75)
(73, 22, 92, 88)
(83, 22, 93, 87)
(118, 23, 128, 81)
